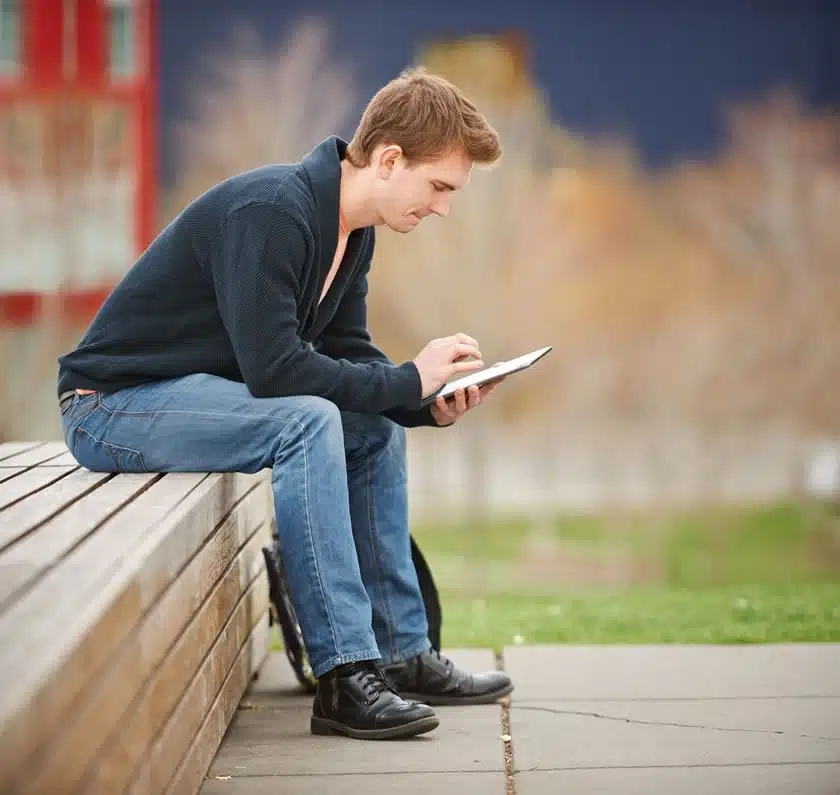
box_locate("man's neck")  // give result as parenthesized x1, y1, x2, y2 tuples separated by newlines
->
(339, 159, 380, 231)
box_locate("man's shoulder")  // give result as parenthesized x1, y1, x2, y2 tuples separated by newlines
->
(213, 164, 314, 219)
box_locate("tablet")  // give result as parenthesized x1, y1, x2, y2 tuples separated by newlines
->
(420, 345, 553, 407)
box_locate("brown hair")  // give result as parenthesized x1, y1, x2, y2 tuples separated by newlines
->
(345, 67, 502, 168)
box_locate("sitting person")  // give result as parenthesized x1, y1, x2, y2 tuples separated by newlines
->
(56, 67, 513, 741)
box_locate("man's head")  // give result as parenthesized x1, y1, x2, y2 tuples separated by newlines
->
(345, 68, 501, 233)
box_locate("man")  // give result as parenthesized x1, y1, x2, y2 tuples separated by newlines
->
(57, 68, 513, 741)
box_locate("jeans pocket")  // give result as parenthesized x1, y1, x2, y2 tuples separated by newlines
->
(74, 425, 149, 473)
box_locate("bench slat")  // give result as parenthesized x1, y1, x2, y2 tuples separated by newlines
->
(85, 531, 269, 795)
(0, 466, 76, 510)
(0, 468, 24, 485)
(0, 471, 261, 783)
(0, 473, 158, 612)
(132, 583, 270, 795)
(21, 491, 269, 795)
(0, 443, 42, 462)
(166, 617, 270, 795)
(0, 469, 113, 555)
(44, 451, 79, 466)
(0, 473, 207, 778)
(0, 442, 71, 467)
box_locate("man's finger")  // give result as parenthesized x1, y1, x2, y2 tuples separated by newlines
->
(453, 388, 467, 414)
(450, 359, 484, 375)
(451, 342, 482, 361)
(467, 385, 481, 409)
(453, 332, 479, 349)
(434, 396, 455, 423)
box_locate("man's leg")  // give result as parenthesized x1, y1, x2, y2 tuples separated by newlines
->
(61, 373, 380, 676)
(340, 411, 429, 664)
(339, 410, 515, 705)
(59, 374, 439, 739)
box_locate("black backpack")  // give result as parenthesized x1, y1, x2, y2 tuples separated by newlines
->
(262, 523, 441, 692)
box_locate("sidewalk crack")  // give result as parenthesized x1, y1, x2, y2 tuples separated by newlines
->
(514, 705, 840, 742)
(496, 652, 516, 795)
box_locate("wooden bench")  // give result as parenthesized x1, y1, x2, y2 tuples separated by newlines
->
(0, 441, 274, 794)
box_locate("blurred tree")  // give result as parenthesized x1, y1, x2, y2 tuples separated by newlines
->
(663, 91, 840, 437)
(162, 19, 358, 221)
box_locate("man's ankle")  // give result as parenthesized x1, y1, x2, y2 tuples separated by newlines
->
(325, 659, 378, 679)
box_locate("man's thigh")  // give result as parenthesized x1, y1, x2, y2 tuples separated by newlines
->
(64, 373, 337, 474)
(339, 410, 405, 464)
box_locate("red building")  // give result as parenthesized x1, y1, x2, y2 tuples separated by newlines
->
(0, 0, 156, 327)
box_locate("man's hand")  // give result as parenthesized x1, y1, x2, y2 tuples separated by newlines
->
(430, 377, 505, 427)
(414, 333, 484, 398)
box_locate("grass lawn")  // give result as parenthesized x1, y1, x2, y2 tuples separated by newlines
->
(270, 499, 840, 655)
(437, 584, 840, 650)
(412, 499, 840, 651)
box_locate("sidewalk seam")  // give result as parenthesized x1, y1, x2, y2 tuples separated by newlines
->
(496, 651, 515, 795)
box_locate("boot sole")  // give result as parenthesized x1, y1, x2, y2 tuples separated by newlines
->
(310, 714, 439, 740)
(401, 681, 515, 706)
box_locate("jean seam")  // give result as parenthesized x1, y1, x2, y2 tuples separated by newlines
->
(345, 428, 400, 662)
(76, 424, 149, 473)
(97, 404, 307, 422)
(366, 445, 400, 662)
(294, 417, 342, 661)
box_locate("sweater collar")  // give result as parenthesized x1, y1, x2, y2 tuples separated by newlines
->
(301, 135, 346, 275)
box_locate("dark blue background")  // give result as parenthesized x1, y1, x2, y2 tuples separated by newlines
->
(159, 0, 840, 184)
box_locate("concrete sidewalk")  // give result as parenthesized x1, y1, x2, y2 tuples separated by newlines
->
(201, 645, 840, 794)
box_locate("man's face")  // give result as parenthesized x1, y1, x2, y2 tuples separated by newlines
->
(373, 146, 473, 233)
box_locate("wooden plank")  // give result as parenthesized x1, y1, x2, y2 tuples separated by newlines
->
(130, 586, 271, 795)
(0, 474, 158, 612)
(0, 443, 43, 462)
(0, 469, 112, 554)
(0, 468, 24, 485)
(22, 490, 269, 795)
(0, 466, 75, 510)
(0, 442, 70, 467)
(167, 617, 271, 795)
(44, 451, 79, 466)
(0, 471, 265, 784)
(80, 526, 270, 795)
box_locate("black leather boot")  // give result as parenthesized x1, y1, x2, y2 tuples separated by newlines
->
(384, 649, 514, 706)
(311, 661, 439, 740)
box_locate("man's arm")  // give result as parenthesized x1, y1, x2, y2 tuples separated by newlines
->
(202, 201, 423, 414)
(317, 236, 441, 428)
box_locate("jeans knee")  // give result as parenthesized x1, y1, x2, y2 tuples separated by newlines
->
(266, 395, 342, 459)
(294, 395, 342, 426)
(344, 413, 405, 461)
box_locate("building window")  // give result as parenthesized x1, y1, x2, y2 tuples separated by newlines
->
(108, 0, 136, 79)
(0, 0, 21, 78)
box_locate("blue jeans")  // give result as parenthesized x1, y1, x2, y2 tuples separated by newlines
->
(59, 373, 430, 678)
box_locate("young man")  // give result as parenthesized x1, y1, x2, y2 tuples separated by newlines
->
(56, 68, 513, 741)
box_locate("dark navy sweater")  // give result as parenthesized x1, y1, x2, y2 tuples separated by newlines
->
(57, 136, 436, 427)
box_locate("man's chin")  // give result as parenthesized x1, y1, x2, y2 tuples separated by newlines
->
(387, 217, 419, 234)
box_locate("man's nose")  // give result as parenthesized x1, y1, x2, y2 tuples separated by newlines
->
(431, 200, 450, 218)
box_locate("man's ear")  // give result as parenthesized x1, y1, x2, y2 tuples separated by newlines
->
(376, 144, 403, 180)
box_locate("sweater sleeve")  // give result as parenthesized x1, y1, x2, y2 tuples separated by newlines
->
(203, 201, 423, 413)
(317, 234, 442, 429)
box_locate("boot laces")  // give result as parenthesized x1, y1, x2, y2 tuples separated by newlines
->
(430, 648, 453, 669)
(358, 665, 399, 701)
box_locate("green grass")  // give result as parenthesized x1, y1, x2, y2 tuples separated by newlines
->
(437, 584, 840, 651)
(412, 499, 840, 650)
